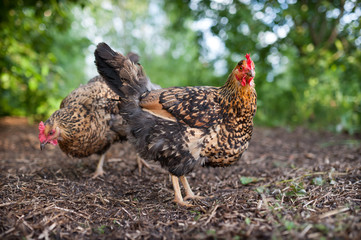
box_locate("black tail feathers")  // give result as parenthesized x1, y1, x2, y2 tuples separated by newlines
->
(95, 42, 147, 99)
(126, 52, 140, 64)
(94, 43, 124, 97)
(96, 42, 118, 61)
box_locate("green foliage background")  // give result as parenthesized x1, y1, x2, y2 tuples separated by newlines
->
(0, 0, 360, 134)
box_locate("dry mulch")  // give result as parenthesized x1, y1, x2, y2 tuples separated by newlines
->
(0, 117, 360, 239)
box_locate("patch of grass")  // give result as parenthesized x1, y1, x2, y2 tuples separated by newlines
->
(240, 176, 262, 185)
(260, 170, 347, 189)
(206, 229, 216, 236)
(255, 186, 265, 193)
(112, 219, 121, 227)
(314, 223, 329, 234)
(283, 220, 297, 231)
(190, 210, 202, 221)
(96, 225, 107, 234)
(321, 139, 361, 148)
(240, 176, 256, 185)
(286, 182, 306, 197)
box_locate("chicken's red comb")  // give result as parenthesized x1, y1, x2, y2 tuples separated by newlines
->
(245, 53, 252, 69)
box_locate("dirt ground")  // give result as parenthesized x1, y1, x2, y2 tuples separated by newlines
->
(0, 117, 360, 239)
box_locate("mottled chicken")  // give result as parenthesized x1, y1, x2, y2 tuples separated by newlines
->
(38, 53, 159, 178)
(95, 43, 257, 205)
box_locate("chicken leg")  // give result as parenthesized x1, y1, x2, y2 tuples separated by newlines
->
(92, 153, 152, 178)
(92, 154, 105, 178)
(171, 175, 193, 207)
(179, 176, 205, 200)
(136, 154, 152, 175)
(171, 175, 204, 206)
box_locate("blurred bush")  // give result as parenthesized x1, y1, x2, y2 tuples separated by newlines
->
(163, 0, 361, 134)
(0, 0, 90, 121)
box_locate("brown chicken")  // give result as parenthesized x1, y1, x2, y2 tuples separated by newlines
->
(95, 43, 257, 206)
(38, 53, 160, 178)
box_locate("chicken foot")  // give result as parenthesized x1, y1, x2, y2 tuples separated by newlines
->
(171, 175, 204, 207)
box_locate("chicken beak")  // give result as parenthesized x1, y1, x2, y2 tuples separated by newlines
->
(248, 69, 255, 78)
(40, 142, 46, 151)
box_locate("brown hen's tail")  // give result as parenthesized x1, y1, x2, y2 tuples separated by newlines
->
(94, 42, 150, 100)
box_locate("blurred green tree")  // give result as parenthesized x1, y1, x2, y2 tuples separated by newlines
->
(0, 0, 90, 120)
(80, 0, 216, 88)
(1, 0, 360, 134)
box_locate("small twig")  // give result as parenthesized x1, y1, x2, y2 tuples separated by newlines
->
(0, 227, 15, 238)
(22, 219, 34, 232)
(121, 207, 134, 220)
(261, 194, 269, 209)
(203, 204, 219, 226)
(45, 205, 89, 219)
(35, 180, 58, 186)
(319, 207, 350, 219)
(303, 200, 315, 208)
(0, 200, 31, 207)
(108, 158, 123, 162)
(0, 202, 17, 207)
(257, 200, 262, 210)
(300, 224, 312, 238)
(246, 224, 254, 236)
(313, 192, 331, 208)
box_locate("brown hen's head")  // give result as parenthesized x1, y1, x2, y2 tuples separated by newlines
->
(234, 54, 255, 87)
(38, 120, 61, 150)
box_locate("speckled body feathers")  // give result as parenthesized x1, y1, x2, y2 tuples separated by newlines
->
(44, 76, 126, 158)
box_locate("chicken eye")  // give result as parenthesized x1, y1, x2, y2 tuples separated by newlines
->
(49, 130, 54, 135)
